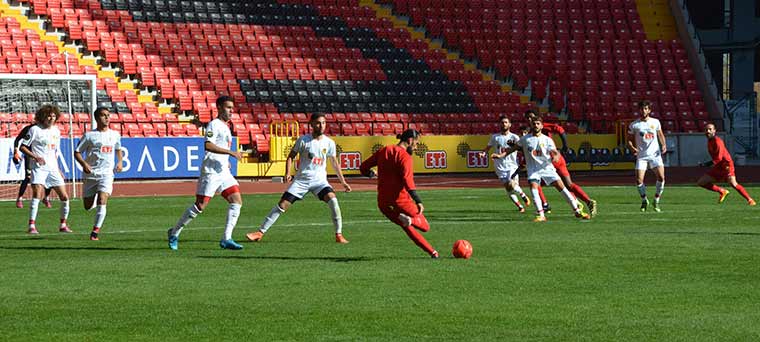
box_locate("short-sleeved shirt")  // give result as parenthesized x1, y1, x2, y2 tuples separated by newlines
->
(516, 133, 557, 176)
(488, 132, 520, 174)
(202, 119, 233, 175)
(75, 129, 122, 179)
(292, 134, 336, 182)
(20, 124, 61, 171)
(628, 118, 662, 159)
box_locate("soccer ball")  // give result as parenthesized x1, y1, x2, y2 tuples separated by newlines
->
(452, 240, 473, 259)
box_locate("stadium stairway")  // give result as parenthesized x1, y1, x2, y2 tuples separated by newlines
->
(634, 0, 678, 40)
(358, 0, 542, 110)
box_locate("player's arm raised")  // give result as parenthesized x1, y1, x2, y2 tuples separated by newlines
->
(328, 155, 351, 192)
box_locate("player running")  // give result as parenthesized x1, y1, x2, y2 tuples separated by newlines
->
(74, 107, 124, 240)
(167, 96, 244, 250)
(525, 110, 597, 217)
(480, 115, 531, 212)
(696, 123, 755, 205)
(18, 105, 72, 234)
(246, 112, 351, 244)
(627, 100, 667, 212)
(13, 120, 52, 209)
(360, 129, 439, 258)
(499, 118, 590, 222)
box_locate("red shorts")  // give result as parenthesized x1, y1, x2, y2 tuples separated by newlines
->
(378, 199, 429, 231)
(552, 154, 570, 178)
(707, 162, 734, 181)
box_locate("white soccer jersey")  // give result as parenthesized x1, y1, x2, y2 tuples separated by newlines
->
(517, 133, 557, 176)
(488, 132, 520, 175)
(293, 134, 335, 182)
(202, 119, 233, 175)
(628, 118, 662, 159)
(75, 129, 122, 179)
(20, 124, 60, 171)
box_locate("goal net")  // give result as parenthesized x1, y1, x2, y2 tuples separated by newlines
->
(0, 74, 97, 201)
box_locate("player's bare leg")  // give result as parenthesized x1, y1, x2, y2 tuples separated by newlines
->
(322, 192, 348, 243)
(88, 191, 109, 240)
(652, 166, 665, 212)
(247, 198, 292, 242)
(561, 174, 596, 217)
(635, 169, 649, 211)
(552, 179, 589, 219)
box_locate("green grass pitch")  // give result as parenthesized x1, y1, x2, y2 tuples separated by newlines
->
(1, 186, 759, 341)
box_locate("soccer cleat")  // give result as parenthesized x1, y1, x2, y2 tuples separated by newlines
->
(575, 211, 591, 220)
(90, 228, 100, 241)
(167, 229, 178, 250)
(59, 225, 73, 233)
(28, 227, 39, 235)
(517, 206, 525, 213)
(431, 250, 440, 259)
(718, 190, 730, 204)
(588, 199, 598, 217)
(246, 231, 264, 242)
(533, 216, 547, 222)
(542, 203, 551, 214)
(335, 233, 349, 244)
(15, 199, 23, 208)
(43, 198, 52, 208)
(652, 200, 661, 213)
(749, 199, 757, 206)
(522, 195, 531, 207)
(640, 198, 649, 212)
(219, 239, 243, 250)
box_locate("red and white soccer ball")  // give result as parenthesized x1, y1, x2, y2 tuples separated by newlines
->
(452, 240, 473, 259)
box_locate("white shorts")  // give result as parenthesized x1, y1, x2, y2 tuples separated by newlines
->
(196, 172, 239, 198)
(31, 167, 65, 188)
(82, 177, 114, 197)
(527, 169, 560, 185)
(285, 178, 332, 200)
(635, 156, 664, 171)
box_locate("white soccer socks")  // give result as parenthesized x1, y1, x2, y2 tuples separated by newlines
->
(223, 203, 241, 240)
(259, 205, 285, 234)
(327, 197, 343, 234)
(172, 204, 202, 237)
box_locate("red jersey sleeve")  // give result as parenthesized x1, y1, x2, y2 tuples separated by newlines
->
(360, 149, 379, 177)
(542, 122, 565, 136)
(399, 152, 416, 191)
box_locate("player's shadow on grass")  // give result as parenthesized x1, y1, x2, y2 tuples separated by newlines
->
(197, 255, 373, 262)
(633, 231, 760, 236)
(0, 245, 157, 251)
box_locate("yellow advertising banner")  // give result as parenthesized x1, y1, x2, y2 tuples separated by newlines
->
(237, 134, 633, 177)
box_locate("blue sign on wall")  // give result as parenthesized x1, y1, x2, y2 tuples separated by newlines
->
(55, 137, 238, 179)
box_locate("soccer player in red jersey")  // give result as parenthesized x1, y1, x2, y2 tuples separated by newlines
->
(697, 123, 755, 205)
(524, 110, 597, 217)
(359, 129, 439, 258)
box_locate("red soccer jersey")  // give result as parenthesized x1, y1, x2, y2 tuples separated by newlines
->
(541, 122, 565, 138)
(360, 144, 416, 205)
(708, 136, 733, 166)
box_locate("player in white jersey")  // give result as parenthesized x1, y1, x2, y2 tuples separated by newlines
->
(627, 100, 667, 212)
(499, 118, 590, 222)
(246, 112, 352, 243)
(167, 96, 244, 250)
(74, 107, 124, 241)
(18, 105, 73, 234)
(479, 115, 531, 212)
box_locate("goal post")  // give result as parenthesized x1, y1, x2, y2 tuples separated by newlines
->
(0, 73, 97, 201)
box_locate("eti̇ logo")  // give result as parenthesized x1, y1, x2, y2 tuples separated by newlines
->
(424, 151, 447, 169)
(339, 152, 362, 170)
(466, 151, 488, 168)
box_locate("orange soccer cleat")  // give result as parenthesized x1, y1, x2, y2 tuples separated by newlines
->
(749, 199, 757, 206)
(533, 216, 547, 222)
(718, 190, 730, 204)
(246, 231, 264, 242)
(335, 233, 349, 244)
